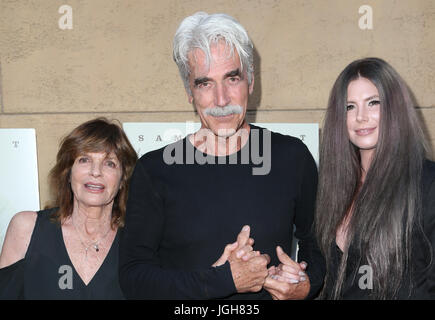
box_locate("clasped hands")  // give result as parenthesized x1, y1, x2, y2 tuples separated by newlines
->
(212, 225, 310, 300)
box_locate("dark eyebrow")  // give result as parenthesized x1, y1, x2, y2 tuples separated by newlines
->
(347, 95, 380, 104)
(364, 95, 379, 101)
(225, 68, 242, 79)
(194, 77, 211, 86)
(194, 69, 242, 86)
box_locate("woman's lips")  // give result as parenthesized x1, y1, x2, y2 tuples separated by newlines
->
(355, 127, 376, 136)
(84, 183, 105, 193)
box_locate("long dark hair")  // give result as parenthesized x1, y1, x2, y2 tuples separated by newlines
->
(48, 117, 138, 228)
(316, 58, 429, 299)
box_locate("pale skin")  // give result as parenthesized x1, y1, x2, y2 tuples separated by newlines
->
(264, 247, 309, 300)
(216, 78, 381, 297)
(0, 152, 122, 285)
(186, 42, 273, 293)
(215, 228, 309, 298)
(336, 77, 380, 251)
(185, 41, 310, 298)
(262, 78, 381, 297)
(186, 41, 253, 157)
(213, 226, 270, 293)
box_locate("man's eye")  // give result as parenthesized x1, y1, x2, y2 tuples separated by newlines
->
(197, 82, 210, 89)
(229, 77, 240, 83)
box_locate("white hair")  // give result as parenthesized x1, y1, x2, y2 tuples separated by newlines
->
(173, 12, 254, 95)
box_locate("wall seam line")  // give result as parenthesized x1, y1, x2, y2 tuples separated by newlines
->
(0, 106, 433, 116)
(0, 59, 4, 114)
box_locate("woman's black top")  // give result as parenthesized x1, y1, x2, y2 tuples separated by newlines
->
(0, 208, 124, 299)
(323, 160, 435, 299)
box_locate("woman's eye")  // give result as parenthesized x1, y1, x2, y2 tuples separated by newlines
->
(368, 100, 380, 107)
(106, 161, 117, 168)
(78, 157, 89, 163)
(346, 105, 355, 111)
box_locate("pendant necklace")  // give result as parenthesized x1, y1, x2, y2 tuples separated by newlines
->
(72, 217, 111, 259)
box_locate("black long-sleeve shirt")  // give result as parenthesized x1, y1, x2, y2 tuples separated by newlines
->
(119, 125, 325, 299)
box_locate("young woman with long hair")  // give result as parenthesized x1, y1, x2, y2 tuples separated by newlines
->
(315, 57, 435, 299)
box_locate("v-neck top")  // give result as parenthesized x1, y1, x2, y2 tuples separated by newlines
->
(323, 160, 435, 299)
(0, 208, 124, 300)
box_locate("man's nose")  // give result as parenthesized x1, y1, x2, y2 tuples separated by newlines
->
(215, 83, 231, 107)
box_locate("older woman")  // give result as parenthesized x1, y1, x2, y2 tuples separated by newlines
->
(314, 58, 435, 299)
(0, 118, 137, 299)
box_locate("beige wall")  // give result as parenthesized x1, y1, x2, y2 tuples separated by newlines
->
(0, 0, 434, 208)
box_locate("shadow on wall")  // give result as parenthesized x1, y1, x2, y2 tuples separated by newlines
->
(246, 44, 261, 124)
(408, 83, 434, 160)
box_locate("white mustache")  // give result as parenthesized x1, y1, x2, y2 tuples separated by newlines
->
(204, 105, 243, 117)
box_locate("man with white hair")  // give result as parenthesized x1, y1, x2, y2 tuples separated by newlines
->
(119, 12, 325, 300)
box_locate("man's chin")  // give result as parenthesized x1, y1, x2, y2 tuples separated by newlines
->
(210, 121, 250, 138)
(213, 128, 237, 138)
(196, 127, 237, 138)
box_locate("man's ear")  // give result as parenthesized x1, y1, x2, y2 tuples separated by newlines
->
(248, 71, 255, 95)
(187, 93, 194, 104)
(186, 87, 194, 104)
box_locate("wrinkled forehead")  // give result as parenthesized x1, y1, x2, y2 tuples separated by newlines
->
(187, 41, 241, 75)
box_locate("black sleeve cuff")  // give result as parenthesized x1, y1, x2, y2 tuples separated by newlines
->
(205, 261, 237, 299)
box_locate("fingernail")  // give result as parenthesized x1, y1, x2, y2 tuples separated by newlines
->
(299, 271, 306, 276)
(300, 276, 306, 282)
(289, 279, 299, 284)
(236, 250, 243, 258)
(243, 225, 250, 231)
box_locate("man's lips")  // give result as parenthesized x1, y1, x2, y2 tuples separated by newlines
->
(355, 127, 376, 136)
(209, 113, 236, 121)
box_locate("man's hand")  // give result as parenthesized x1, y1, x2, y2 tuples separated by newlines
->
(212, 225, 270, 293)
(212, 226, 256, 267)
(229, 251, 270, 293)
(228, 226, 270, 293)
(264, 246, 310, 300)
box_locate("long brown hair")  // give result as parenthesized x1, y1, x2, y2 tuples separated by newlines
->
(316, 58, 430, 299)
(48, 117, 137, 228)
